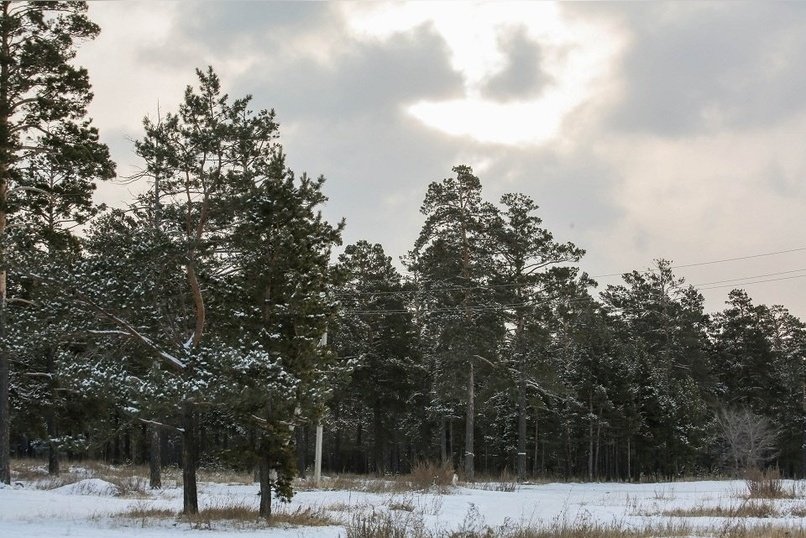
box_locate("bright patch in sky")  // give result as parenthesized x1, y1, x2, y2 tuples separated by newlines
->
(345, 2, 624, 146)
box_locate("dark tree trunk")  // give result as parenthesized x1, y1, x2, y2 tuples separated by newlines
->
(373, 406, 385, 476)
(587, 397, 594, 481)
(0, 2, 12, 488)
(182, 403, 198, 514)
(112, 410, 121, 465)
(46, 413, 59, 475)
(46, 348, 58, 476)
(258, 451, 272, 519)
(0, 344, 8, 485)
(296, 426, 306, 479)
(532, 414, 539, 477)
(517, 383, 527, 481)
(465, 361, 474, 482)
(801, 382, 806, 478)
(149, 425, 161, 489)
(440, 416, 447, 463)
(448, 419, 454, 467)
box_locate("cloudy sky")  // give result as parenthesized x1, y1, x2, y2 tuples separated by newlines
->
(78, 1, 806, 318)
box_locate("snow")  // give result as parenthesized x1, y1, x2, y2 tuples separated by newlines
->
(53, 478, 121, 496)
(2, 478, 806, 536)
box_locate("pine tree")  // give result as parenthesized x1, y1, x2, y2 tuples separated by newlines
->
(0, 1, 112, 484)
(220, 150, 342, 516)
(489, 192, 584, 479)
(406, 165, 503, 481)
(330, 241, 421, 475)
(134, 67, 343, 516)
(601, 260, 712, 476)
(710, 290, 777, 413)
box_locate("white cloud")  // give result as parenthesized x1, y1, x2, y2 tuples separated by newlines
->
(344, 1, 625, 145)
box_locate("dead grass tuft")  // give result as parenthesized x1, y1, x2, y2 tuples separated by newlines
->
(661, 500, 779, 518)
(117, 500, 332, 530)
(388, 499, 416, 512)
(409, 460, 455, 491)
(345, 507, 697, 538)
(302, 461, 457, 494)
(468, 468, 519, 492)
(745, 468, 793, 499)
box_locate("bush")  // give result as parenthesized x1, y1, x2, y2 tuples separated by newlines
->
(409, 460, 455, 491)
(744, 467, 791, 499)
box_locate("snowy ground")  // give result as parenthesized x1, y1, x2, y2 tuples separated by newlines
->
(3, 472, 806, 536)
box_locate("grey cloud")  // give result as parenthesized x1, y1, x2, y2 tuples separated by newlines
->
(281, 112, 469, 260)
(571, 3, 806, 135)
(239, 24, 464, 120)
(178, 1, 334, 53)
(481, 28, 551, 102)
(135, 2, 338, 71)
(481, 147, 621, 241)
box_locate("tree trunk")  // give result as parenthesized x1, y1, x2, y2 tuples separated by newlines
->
(588, 397, 593, 481)
(181, 403, 198, 514)
(465, 361, 474, 482)
(296, 426, 306, 479)
(448, 419, 454, 466)
(595, 410, 601, 480)
(112, 410, 121, 465)
(186, 263, 205, 349)
(440, 416, 447, 463)
(46, 412, 59, 476)
(0, 2, 12, 487)
(44, 348, 59, 475)
(149, 425, 162, 489)
(626, 436, 632, 482)
(373, 405, 384, 476)
(517, 382, 527, 481)
(0, 338, 8, 485)
(801, 381, 806, 478)
(532, 413, 539, 477)
(258, 451, 272, 519)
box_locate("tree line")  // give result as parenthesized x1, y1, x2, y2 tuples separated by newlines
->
(1, 1, 804, 520)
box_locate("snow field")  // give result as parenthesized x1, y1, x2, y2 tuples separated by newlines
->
(3, 476, 806, 536)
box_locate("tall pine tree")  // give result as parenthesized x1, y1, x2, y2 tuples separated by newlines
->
(0, 1, 112, 484)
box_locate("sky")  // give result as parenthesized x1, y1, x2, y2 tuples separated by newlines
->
(77, 1, 806, 318)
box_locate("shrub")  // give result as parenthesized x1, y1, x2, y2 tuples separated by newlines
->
(745, 468, 791, 499)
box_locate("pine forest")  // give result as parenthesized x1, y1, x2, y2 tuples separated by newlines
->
(2, 2, 805, 521)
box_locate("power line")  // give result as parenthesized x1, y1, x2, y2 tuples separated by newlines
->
(674, 246, 806, 269)
(691, 267, 806, 288)
(698, 273, 806, 292)
(332, 247, 806, 315)
(338, 268, 806, 316)
(590, 246, 806, 278)
(334, 246, 806, 298)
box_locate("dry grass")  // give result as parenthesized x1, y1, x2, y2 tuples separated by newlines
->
(301, 460, 458, 494)
(304, 474, 411, 494)
(744, 468, 794, 499)
(119, 504, 176, 519)
(468, 468, 519, 492)
(184, 503, 333, 530)
(117, 500, 333, 530)
(716, 523, 806, 537)
(409, 460, 455, 491)
(345, 508, 697, 538)
(387, 499, 416, 512)
(661, 500, 780, 518)
(10, 459, 157, 495)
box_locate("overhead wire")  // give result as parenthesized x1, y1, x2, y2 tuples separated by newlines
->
(334, 246, 806, 316)
(334, 246, 806, 299)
